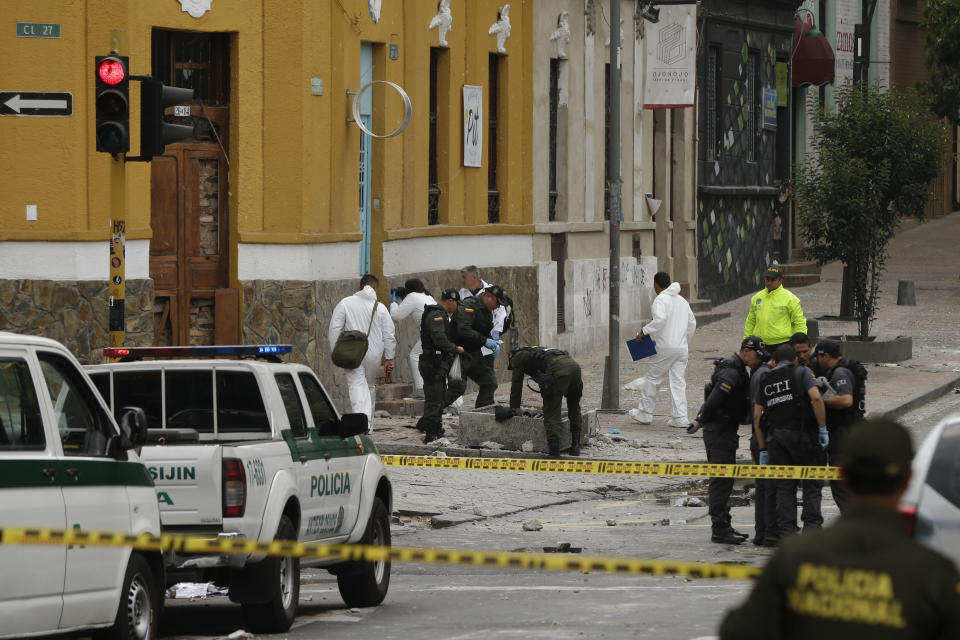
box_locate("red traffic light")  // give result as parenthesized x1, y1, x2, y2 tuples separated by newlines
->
(97, 58, 126, 85)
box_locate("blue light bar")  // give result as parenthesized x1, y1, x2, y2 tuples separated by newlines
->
(104, 345, 293, 359)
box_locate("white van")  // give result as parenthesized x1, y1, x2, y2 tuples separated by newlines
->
(0, 332, 163, 640)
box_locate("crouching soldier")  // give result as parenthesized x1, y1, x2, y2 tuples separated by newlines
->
(502, 347, 584, 458)
(416, 289, 464, 443)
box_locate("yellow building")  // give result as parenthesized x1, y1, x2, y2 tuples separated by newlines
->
(1, 1, 534, 393)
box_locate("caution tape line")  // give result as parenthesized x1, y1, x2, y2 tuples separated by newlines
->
(381, 455, 840, 480)
(0, 526, 761, 581)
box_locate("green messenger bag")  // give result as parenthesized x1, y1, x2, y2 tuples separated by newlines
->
(331, 299, 378, 369)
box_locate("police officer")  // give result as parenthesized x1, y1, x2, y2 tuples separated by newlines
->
(692, 336, 765, 545)
(720, 418, 960, 639)
(744, 265, 807, 351)
(813, 339, 862, 512)
(504, 347, 584, 457)
(754, 345, 828, 544)
(417, 289, 464, 443)
(450, 286, 503, 409)
(787, 331, 825, 528)
(749, 347, 775, 546)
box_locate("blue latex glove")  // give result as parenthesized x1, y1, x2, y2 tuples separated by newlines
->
(484, 338, 500, 356)
(491, 331, 501, 341)
(390, 292, 399, 304)
(818, 427, 830, 449)
(758, 450, 769, 465)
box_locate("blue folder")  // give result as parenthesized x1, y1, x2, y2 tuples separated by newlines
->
(626, 336, 657, 361)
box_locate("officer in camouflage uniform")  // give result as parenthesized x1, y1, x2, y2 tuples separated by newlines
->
(416, 289, 464, 443)
(449, 285, 503, 409)
(505, 347, 584, 457)
(720, 418, 960, 639)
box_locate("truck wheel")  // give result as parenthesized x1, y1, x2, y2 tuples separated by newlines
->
(242, 515, 300, 633)
(337, 497, 391, 607)
(95, 554, 158, 640)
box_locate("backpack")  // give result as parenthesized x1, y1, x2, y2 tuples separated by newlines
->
(704, 356, 751, 424)
(838, 357, 868, 418)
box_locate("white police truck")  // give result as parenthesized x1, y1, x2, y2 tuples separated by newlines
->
(87, 345, 392, 633)
(0, 332, 163, 640)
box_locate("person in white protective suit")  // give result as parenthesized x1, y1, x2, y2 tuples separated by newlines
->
(627, 271, 697, 428)
(389, 278, 436, 399)
(328, 274, 397, 429)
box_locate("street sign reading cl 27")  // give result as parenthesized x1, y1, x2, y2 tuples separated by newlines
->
(0, 92, 73, 116)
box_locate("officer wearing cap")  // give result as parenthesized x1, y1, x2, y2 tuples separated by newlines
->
(450, 286, 502, 408)
(502, 347, 584, 458)
(744, 265, 807, 351)
(459, 266, 509, 374)
(691, 336, 766, 544)
(813, 339, 862, 512)
(417, 289, 464, 442)
(720, 418, 960, 639)
(754, 345, 829, 544)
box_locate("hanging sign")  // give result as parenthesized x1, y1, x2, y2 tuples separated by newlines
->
(643, 6, 696, 109)
(762, 88, 778, 131)
(462, 85, 483, 168)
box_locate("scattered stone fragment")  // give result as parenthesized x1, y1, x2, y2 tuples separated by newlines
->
(430, 451, 448, 458)
(227, 631, 255, 640)
(606, 519, 617, 526)
(521, 440, 535, 452)
(479, 440, 504, 450)
(672, 496, 706, 507)
(543, 542, 582, 553)
(374, 410, 391, 418)
(522, 519, 544, 531)
(426, 437, 452, 447)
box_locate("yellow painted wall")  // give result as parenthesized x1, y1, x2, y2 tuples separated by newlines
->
(0, 0, 533, 269)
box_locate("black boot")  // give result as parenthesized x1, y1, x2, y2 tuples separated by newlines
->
(568, 427, 581, 456)
(547, 437, 561, 458)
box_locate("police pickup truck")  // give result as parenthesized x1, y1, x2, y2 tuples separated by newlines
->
(0, 332, 163, 640)
(87, 345, 392, 633)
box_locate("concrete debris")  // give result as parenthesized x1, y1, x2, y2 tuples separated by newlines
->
(425, 437, 452, 447)
(430, 451, 448, 458)
(672, 496, 706, 507)
(606, 519, 617, 526)
(953, 387, 960, 394)
(479, 440, 504, 450)
(227, 631, 255, 640)
(522, 519, 544, 531)
(521, 440, 535, 452)
(373, 410, 392, 418)
(543, 542, 582, 553)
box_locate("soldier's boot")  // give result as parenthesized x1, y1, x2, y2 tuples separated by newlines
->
(568, 426, 582, 456)
(547, 436, 562, 458)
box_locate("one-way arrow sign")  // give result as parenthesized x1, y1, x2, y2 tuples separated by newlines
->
(0, 91, 73, 116)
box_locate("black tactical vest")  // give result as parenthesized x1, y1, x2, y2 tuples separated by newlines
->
(462, 296, 494, 338)
(419, 304, 451, 352)
(760, 364, 807, 432)
(707, 355, 751, 423)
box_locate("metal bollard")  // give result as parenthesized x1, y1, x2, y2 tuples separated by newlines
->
(896, 280, 916, 306)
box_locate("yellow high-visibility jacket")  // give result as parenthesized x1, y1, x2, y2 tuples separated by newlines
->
(743, 285, 807, 345)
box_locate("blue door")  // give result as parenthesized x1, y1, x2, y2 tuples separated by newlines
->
(358, 43, 373, 275)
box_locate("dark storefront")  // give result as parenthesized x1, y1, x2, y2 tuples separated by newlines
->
(696, 1, 799, 304)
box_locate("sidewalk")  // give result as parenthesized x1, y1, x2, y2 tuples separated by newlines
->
(374, 213, 960, 525)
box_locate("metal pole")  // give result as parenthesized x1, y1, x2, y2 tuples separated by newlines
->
(602, 0, 622, 410)
(108, 154, 126, 349)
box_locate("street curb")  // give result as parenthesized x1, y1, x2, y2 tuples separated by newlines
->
(870, 374, 960, 421)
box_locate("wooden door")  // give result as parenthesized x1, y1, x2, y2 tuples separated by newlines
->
(151, 146, 228, 345)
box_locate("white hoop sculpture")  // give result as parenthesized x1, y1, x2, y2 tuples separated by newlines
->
(349, 80, 413, 138)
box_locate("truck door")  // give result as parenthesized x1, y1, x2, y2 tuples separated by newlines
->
(297, 373, 363, 539)
(35, 351, 137, 628)
(0, 351, 66, 635)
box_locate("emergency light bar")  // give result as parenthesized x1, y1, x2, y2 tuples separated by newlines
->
(103, 345, 293, 359)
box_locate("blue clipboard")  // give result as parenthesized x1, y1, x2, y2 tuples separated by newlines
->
(626, 336, 657, 361)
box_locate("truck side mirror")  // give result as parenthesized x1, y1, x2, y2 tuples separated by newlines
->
(118, 406, 148, 449)
(337, 413, 368, 438)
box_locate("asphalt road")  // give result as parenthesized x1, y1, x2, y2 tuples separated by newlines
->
(155, 392, 960, 640)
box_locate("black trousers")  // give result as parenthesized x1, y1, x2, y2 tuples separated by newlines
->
(703, 422, 739, 535)
(827, 423, 852, 512)
(767, 428, 824, 539)
(750, 432, 776, 541)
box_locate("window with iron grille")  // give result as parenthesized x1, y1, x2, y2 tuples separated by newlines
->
(488, 54, 501, 224)
(549, 59, 561, 221)
(706, 46, 720, 159)
(428, 48, 441, 225)
(747, 50, 759, 161)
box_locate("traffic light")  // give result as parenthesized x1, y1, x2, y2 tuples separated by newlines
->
(95, 55, 130, 154)
(140, 79, 194, 160)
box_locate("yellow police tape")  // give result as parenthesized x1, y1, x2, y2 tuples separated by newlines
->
(381, 455, 840, 481)
(0, 526, 762, 581)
